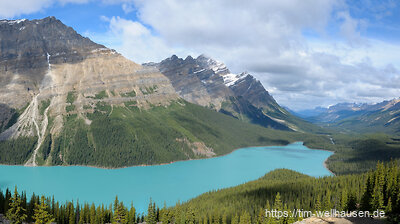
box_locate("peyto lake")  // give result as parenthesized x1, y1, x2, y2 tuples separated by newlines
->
(0, 142, 333, 213)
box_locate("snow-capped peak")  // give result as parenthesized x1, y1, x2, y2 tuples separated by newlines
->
(221, 72, 248, 87)
(0, 19, 27, 25)
(195, 54, 251, 87)
(196, 54, 229, 75)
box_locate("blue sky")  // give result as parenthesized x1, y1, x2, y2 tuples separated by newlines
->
(19, 2, 137, 34)
(1, 0, 400, 110)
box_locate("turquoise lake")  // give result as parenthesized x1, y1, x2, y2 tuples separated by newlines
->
(0, 142, 333, 213)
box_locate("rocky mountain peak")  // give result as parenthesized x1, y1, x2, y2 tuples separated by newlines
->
(0, 16, 121, 108)
(195, 54, 230, 75)
(0, 16, 106, 58)
(0, 16, 113, 82)
(150, 54, 298, 131)
(169, 54, 179, 61)
(0, 17, 179, 152)
(185, 55, 195, 61)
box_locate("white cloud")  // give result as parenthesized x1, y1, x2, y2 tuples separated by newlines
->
(134, 0, 338, 50)
(100, 0, 135, 14)
(121, 3, 135, 14)
(265, 51, 400, 110)
(0, 0, 90, 18)
(0, 0, 52, 18)
(88, 16, 192, 63)
(336, 11, 369, 47)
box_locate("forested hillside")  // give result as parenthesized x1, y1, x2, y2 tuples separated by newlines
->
(0, 100, 328, 167)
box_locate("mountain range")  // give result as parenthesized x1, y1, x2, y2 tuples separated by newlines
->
(296, 99, 400, 134)
(0, 17, 320, 167)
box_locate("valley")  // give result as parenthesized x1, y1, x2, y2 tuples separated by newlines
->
(0, 15, 399, 224)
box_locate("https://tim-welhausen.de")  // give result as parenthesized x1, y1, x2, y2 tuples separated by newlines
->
(265, 209, 386, 218)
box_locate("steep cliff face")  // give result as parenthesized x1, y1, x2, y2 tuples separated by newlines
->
(0, 17, 104, 108)
(154, 55, 233, 110)
(228, 73, 280, 112)
(0, 17, 179, 166)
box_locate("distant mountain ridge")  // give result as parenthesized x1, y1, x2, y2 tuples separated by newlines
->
(300, 99, 400, 134)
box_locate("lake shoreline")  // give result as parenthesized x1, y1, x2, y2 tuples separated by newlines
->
(323, 158, 336, 176)
(1, 141, 335, 175)
(0, 141, 334, 213)
(301, 143, 336, 176)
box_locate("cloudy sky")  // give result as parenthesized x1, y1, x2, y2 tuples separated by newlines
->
(1, 0, 400, 110)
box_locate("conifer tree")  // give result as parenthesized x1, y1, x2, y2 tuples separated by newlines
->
(203, 216, 208, 224)
(340, 189, 348, 211)
(185, 206, 196, 224)
(33, 196, 55, 224)
(75, 201, 80, 224)
(239, 211, 251, 224)
(4, 188, 11, 213)
(160, 207, 172, 224)
(145, 199, 156, 224)
(323, 189, 331, 210)
(273, 193, 283, 223)
(361, 174, 374, 211)
(346, 192, 357, 211)
(386, 197, 393, 214)
(273, 193, 282, 211)
(314, 198, 321, 212)
(113, 197, 127, 224)
(222, 212, 227, 224)
(90, 203, 97, 224)
(6, 187, 27, 224)
(231, 213, 239, 224)
(127, 203, 136, 224)
(257, 208, 265, 224)
(287, 210, 295, 224)
(78, 210, 84, 224)
(27, 193, 37, 222)
(68, 203, 75, 224)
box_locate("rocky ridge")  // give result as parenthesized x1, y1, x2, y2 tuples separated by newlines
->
(150, 54, 307, 131)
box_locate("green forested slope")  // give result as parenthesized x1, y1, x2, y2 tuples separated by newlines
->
(325, 133, 400, 175)
(167, 162, 399, 223)
(0, 137, 37, 164)
(2, 98, 400, 175)
(8, 100, 331, 168)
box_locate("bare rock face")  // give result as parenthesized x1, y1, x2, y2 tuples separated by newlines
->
(0, 17, 179, 165)
(152, 55, 233, 110)
(151, 54, 292, 131)
(0, 17, 105, 108)
(229, 73, 280, 112)
(0, 103, 18, 133)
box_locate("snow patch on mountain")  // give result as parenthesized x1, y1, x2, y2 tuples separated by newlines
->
(196, 54, 229, 75)
(196, 54, 251, 87)
(221, 72, 248, 87)
(0, 19, 27, 25)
